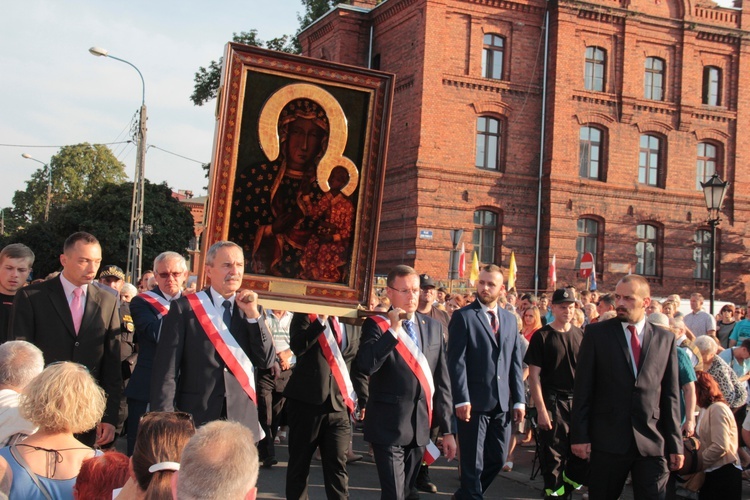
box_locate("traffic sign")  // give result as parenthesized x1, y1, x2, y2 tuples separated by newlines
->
(580, 252, 594, 278)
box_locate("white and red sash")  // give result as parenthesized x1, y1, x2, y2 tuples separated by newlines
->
(308, 314, 357, 414)
(140, 290, 171, 319)
(186, 291, 257, 405)
(371, 315, 441, 464)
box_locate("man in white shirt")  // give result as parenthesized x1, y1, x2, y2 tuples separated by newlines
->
(0, 340, 44, 445)
(683, 293, 716, 338)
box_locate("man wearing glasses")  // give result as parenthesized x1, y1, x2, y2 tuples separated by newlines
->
(125, 251, 188, 455)
(357, 265, 456, 500)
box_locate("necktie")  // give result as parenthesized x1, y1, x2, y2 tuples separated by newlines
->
(331, 317, 343, 347)
(70, 287, 84, 334)
(628, 325, 641, 371)
(403, 319, 419, 348)
(488, 310, 499, 343)
(222, 300, 232, 329)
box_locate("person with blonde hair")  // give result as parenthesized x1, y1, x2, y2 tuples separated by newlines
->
(0, 362, 105, 499)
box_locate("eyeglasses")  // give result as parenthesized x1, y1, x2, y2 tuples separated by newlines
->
(388, 286, 420, 295)
(158, 272, 183, 279)
(140, 411, 195, 427)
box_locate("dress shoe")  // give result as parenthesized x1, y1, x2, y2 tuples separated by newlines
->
(416, 466, 437, 493)
(262, 456, 278, 468)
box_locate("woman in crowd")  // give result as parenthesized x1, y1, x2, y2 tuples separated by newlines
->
(694, 371, 742, 499)
(446, 294, 466, 316)
(73, 451, 130, 499)
(717, 304, 737, 349)
(693, 336, 747, 411)
(0, 362, 105, 499)
(116, 411, 196, 500)
(520, 306, 542, 343)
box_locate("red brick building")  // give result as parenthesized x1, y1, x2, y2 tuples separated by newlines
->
(299, 0, 750, 302)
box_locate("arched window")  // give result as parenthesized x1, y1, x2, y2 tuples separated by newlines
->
(482, 34, 505, 80)
(644, 57, 665, 101)
(584, 47, 606, 92)
(693, 229, 711, 280)
(636, 224, 659, 276)
(639, 134, 664, 187)
(473, 209, 501, 264)
(475, 116, 503, 171)
(579, 126, 604, 180)
(702, 66, 721, 106)
(696, 142, 719, 190)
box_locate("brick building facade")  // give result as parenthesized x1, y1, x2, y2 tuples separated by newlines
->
(299, 0, 750, 302)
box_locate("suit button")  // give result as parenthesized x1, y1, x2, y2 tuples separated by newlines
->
(74, 342, 80, 347)
(224, 367, 228, 372)
(497, 376, 501, 380)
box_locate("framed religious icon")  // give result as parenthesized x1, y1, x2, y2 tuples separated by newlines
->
(201, 43, 394, 316)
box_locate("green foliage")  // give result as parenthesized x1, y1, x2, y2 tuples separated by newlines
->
(12, 143, 127, 224)
(2, 181, 194, 280)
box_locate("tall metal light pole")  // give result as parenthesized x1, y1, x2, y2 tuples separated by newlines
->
(700, 173, 729, 315)
(21, 153, 52, 222)
(89, 46, 147, 283)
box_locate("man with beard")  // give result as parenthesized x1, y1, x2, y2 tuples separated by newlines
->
(571, 275, 683, 499)
(447, 264, 526, 499)
(151, 241, 275, 438)
(0, 244, 34, 342)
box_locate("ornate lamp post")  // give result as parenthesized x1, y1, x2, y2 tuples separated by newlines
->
(89, 46, 147, 283)
(700, 173, 729, 315)
(20, 153, 52, 222)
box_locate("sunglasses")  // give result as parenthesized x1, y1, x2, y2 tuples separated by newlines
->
(157, 272, 184, 279)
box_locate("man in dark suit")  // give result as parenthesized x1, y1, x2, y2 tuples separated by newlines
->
(283, 312, 365, 499)
(124, 251, 187, 455)
(447, 264, 526, 499)
(571, 274, 684, 499)
(10, 232, 122, 446)
(150, 241, 275, 437)
(358, 265, 456, 500)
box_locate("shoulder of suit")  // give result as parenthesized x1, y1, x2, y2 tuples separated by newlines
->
(415, 311, 439, 328)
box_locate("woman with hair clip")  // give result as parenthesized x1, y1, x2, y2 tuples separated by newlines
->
(116, 411, 195, 500)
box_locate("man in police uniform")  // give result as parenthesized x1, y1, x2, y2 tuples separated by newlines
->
(524, 288, 588, 499)
(98, 264, 135, 444)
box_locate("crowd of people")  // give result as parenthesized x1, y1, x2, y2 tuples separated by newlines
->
(0, 233, 748, 499)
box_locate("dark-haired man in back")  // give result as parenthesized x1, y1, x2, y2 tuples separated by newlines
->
(0, 243, 34, 342)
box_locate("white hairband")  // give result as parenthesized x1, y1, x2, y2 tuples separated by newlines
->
(148, 461, 180, 473)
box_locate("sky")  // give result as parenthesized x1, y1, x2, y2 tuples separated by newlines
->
(0, 0, 304, 209)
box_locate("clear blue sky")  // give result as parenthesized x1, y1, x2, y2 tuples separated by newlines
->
(0, 0, 304, 208)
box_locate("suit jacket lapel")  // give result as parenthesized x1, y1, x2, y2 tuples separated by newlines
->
(415, 313, 428, 352)
(638, 323, 654, 375)
(614, 323, 636, 379)
(474, 303, 498, 347)
(49, 277, 77, 337)
(80, 285, 102, 336)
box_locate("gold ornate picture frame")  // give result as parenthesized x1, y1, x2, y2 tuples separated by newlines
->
(201, 44, 394, 316)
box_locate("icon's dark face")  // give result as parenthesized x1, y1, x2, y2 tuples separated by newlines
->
(286, 118, 325, 168)
(329, 167, 349, 191)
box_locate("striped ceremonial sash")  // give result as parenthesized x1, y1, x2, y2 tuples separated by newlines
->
(140, 290, 170, 318)
(186, 291, 257, 404)
(370, 315, 441, 464)
(308, 314, 357, 413)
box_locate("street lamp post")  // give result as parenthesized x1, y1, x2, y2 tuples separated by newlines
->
(89, 47, 147, 283)
(700, 173, 729, 315)
(21, 153, 52, 222)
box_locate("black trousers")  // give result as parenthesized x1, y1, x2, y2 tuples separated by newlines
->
(700, 463, 742, 500)
(371, 442, 423, 500)
(589, 445, 669, 500)
(256, 367, 291, 459)
(285, 398, 349, 500)
(537, 395, 589, 493)
(126, 398, 149, 455)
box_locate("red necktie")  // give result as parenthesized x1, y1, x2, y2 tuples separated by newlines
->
(488, 310, 499, 343)
(628, 325, 641, 371)
(331, 317, 342, 347)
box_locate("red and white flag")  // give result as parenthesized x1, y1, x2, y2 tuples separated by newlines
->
(458, 242, 466, 278)
(549, 254, 557, 288)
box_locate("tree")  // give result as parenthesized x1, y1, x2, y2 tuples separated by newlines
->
(4, 181, 194, 280)
(190, 0, 363, 107)
(12, 143, 127, 224)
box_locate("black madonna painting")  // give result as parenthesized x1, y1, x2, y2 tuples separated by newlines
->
(204, 44, 393, 311)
